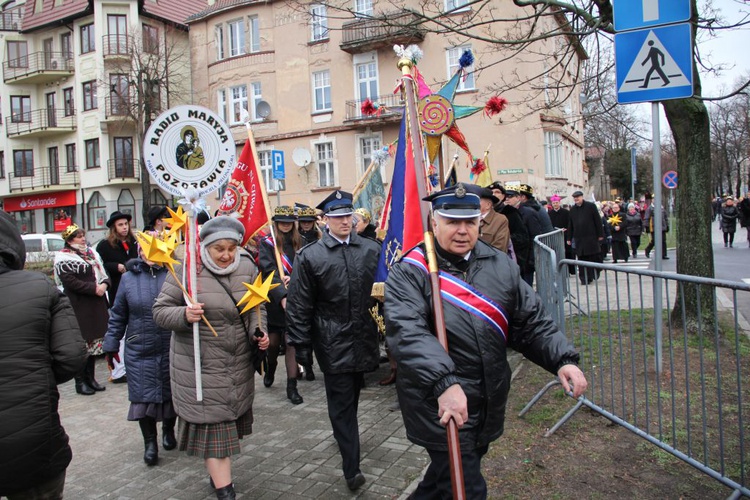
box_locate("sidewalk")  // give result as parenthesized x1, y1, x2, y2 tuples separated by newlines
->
(59, 361, 426, 499)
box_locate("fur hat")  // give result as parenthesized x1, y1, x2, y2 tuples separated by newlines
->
(199, 216, 245, 247)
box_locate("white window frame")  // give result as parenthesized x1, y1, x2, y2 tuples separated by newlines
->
(215, 25, 224, 60)
(312, 70, 331, 112)
(355, 0, 373, 16)
(217, 89, 226, 121)
(251, 82, 262, 121)
(229, 85, 247, 125)
(445, 0, 470, 12)
(310, 4, 328, 42)
(354, 58, 379, 104)
(249, 15, 260, 52)
(228, 19, 245, 57)
(355, 132, 382, 178)
(447, 45, 475, 91)
(544, 131, 563, 178)
(313, 138, 336, 188)
(258, 150, 273, 192)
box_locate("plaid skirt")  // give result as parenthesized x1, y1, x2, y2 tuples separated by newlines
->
(177, 408, 254, 459)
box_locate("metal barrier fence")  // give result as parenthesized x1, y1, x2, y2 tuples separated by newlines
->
(533, 229, 565, 326)
(523, 257, 750, 498)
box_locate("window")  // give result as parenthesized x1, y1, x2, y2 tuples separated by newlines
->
(82, 81, 97, 111)
(143, 24, 159, 54)
(229, 85, 247, 125)
(13, 150, 33, 177)
(315, 141, 335, 187)
(358, 135, 381, 176)
(249, 15, 260, 52)
(0, 152, 5, 179)
(151, 189, 168, 207)
(217, 89, 226, 121)
(63, 88, 74, 116)
(310, 4, 328, 42)
(110, 74, 129, 115)
(108, 15, 127, 55)
(61, 32, 72, 59)
(144, 79, 161, 114)
(81, 23, 95, 53)
(48, 147, 60, 185)
(355, 0, 373, 16)
(355, 61, 378, 103)
(113, 137, 134, 177)
(65, 143, 77, 172)
(258, 150, 273, 192)
(312, 70, 331, 112)
(251, 82, 262, 121)
(117, 189, 135, 216)
(228, 19, 245, 57)
(10, 96, 31, 122)
(544, 131, 563, 177)
(85, 139, 100, 169)
(446, 0, 470, 11)
(7, 40, 27, 67)
(447, 45, 475, 90)
(215, 25, 225, 60)
(88, 192, 107, 230)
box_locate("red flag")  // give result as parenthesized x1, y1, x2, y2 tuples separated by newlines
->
(403, 132, 424, 251)
(217, 139, 270, 245)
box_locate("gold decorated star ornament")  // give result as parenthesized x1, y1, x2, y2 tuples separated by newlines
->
(607, 214, 623, 226)
(134, 231, 180, 271)
(164, 206, 188, 238)
(237, 271, 280, 314)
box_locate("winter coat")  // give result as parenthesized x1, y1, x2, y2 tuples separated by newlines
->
(499, 204, 532, 273)
(521, 199, 555, 238)
(54, 247, 111, 342)
(0, 213, 87, 496)
(739, 198, 750, 228)
(384, 240, 579, 452)
(548, 208, 571, 232)
(609, 210, 628, 242)
(152, 252, 266, 424)
(96, 236, 138, 302)
(286, 230, 381, 374)
(645, 205, 669, 233)
(720, 205, 739, 233)
(103, 259, 172, 404)
(625, 211, 644, 236)
(479, 209, 510, 252)
(257, 234, 293, 331)
(568, 201, 604, 257)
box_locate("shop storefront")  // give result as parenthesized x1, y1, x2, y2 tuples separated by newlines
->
(3, 191, 78, 234)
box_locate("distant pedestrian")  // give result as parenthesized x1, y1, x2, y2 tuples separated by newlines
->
(609, 204, 629, 263)
(624, 203, 644, 258)
(548, 194, 574, 274)
(644, 203, 669, 259)
(0, 210, 87, 500)
(567, 191, 604, 285)
(720, 197, 739, 248)
(737, 195, 750, 248)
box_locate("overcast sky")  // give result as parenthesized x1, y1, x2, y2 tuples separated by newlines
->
(697, 0, 750, 96)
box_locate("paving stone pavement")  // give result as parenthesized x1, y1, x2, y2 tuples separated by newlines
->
(58, 360, 427, 499)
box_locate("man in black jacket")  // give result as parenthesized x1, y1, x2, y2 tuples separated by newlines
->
(286, 190, 381, 492)
(567, 191, 604, 284)
(489, 182, 532, 284)
(384, 184, 586, 499)
(0, 210, 87, 499)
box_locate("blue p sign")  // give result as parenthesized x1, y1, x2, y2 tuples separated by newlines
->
(272, 151, 285, 180)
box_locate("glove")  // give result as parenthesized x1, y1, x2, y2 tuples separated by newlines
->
(295, 345, 312, 367)
(105, 351, 121, 370)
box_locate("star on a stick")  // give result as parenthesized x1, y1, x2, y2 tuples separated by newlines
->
(135, 231, 179, 271)
(164, 206, 188, 238)
(608, 214, 623, 226)
(237, 272, 280, 314)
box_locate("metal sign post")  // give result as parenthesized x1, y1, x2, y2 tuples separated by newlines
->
(651, 103, 663, 375)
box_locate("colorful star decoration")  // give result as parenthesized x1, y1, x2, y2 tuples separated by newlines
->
(608, 214, 623, 226)
(135, 231, 180, 271)
(163, 206, 188, 238)
(237, 272, 280, 314)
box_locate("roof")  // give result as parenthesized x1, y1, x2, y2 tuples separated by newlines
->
(21, 0, 206, 32)
(186, 0, 263, 23)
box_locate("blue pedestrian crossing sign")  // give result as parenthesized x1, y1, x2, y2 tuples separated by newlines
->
(615, 23, 693, 104)
(614, 0, 691, 32)
(662, 170, 678, 189)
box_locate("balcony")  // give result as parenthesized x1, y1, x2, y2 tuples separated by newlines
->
(104, 96, 135, 121)
(5, 109, 77, 138)
(0, 5, 23, 31)
(9, 166, 79, 193)
(3, 51, 74, 84)
(340, 10, 426, 54)
(102, 34, 132, 59)
(107, 159, 141, 181)
(344, 94, 405, 122)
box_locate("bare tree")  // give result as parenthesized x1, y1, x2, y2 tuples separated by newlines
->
(709, 88, 750, 196)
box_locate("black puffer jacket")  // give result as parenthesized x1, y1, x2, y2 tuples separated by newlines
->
(720, 205, 739, 233)
(384, 240, 579, 452)
(286, 230, 381, 374)
(521, 199, 554, 238)
(624, 211, 644, 236)
(0, 211, 87, 496)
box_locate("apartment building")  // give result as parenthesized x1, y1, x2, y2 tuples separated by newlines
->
(186, 0, 589, 211)
(0, 0, 202, 240)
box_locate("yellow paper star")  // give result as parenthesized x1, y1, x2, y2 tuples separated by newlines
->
(608, 214, 622, 226)
(135, 231, 179, 271)
(237, 271, 280, 314)
(164, 206, 188, 238)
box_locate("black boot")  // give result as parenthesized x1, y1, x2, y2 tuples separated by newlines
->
(286, 378, 303, 405)
(215, 483, 236, 500)
(304, 364, 315, 381)
(263, 361, 276, 388)
(162, 417, 177, 450)
(85, 356, 106, 391)
(74, 374, 95, 395)
(139, 418, 158, 466)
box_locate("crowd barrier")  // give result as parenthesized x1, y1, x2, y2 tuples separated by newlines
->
(525, 248, 750, 498)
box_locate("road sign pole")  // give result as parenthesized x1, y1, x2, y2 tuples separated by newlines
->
(651, 102, 663, 376)
(631, 147, 637, 201)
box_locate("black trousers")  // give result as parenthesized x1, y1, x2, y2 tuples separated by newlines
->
(410, 445, 489, 500)
(323, 371, 365, 479)
(628, 235, 641, 256)
(576, 253, 601, 284)
(645, 231, 667, 257)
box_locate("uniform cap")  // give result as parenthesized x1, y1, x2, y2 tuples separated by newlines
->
(518, 183, 534, 198)
(272, 205, 297, 222)
(316, 190, 353, 217)
(423, 183, 481, 219)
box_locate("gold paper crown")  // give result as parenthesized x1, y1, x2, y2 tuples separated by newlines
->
(354, 208, 371, 221)
(61, 224, 80, 240)
(273, 206, 295, 217)
(297, 206, 317, 217)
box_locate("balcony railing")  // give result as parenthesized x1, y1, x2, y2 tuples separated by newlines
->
(344, 93, 405, 121)
(3, 51, 74, 83)
(340, 10, 426, 54)
(5, 108, 77, 138)
(0, 6, 23, 31)
(9, 165, 79, 192)
(102, 34, 131, 57)
(104, 95, 133, 119)
(107, 159, 141, 181)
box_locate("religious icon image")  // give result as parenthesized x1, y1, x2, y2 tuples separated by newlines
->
(175, 125, 205, 170)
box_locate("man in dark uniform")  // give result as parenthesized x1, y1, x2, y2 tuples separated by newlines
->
(567, 190, 604, 284)
(488, 182, 531, 279)
(517, 183, 554, 236)
(384, 184, 587, 499)
(503, 186, 537, 285)
(286, 190, 381, 491)
(548, 194, 575, 274)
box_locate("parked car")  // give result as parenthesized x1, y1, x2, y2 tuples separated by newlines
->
(21, 233, 65, 263)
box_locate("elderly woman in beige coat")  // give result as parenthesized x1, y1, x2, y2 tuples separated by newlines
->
(153, 216, 269, 500)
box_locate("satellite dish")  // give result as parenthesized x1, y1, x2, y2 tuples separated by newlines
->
(256, 100, 271, 119)
(292, 148, 312, 167)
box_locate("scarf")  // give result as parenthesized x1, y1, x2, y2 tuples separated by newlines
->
(54, 246, 109, 289)
(200, 244, 241, 276)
